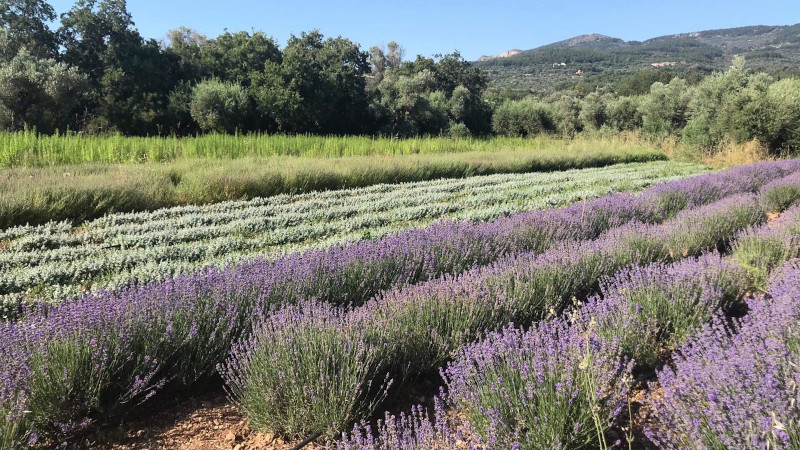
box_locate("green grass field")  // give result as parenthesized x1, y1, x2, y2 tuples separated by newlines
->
(0, 130, 660, 166)
(0, 135, 667, 228)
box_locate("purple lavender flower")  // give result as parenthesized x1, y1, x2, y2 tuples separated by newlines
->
(645, 261, 800, 449)
(441, 320, 633, 449)
(578, 253, 747, 369)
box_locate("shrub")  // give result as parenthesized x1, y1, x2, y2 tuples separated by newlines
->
(492, 98, 556, 137)
(732, 205, 800, 288)
(581, 254, 747, 369)
(646, 262, 800, 449)
(220, 302, 394, 440)
(640, 78, 692, 137)
(760, 172, 800, 212)
(606, 96, 643, 131)
(190, 79, 251, 133)
(442, 321, 633, 449)
(767, 77, 800, 151)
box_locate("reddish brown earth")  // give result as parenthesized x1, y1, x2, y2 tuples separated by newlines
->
(83, 377, 442, 449)
(85, 395, 322, 450)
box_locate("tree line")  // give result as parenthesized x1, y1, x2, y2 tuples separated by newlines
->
(492, 57, 800, 153)
(0, 0, 491, 137)
(2, 0, 800, 154)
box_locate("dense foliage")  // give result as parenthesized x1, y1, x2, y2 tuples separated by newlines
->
(0, 0, 489, 138)
(2, 0, 800, 157)
(495, 58, 800, 154)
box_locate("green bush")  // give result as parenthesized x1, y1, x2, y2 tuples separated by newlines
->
(190, 79, 251, 133)
(640, 78, 692, 137)
(606, 96, 643, 131)
(492, 98, 556, 137)
(767, 78, 800, 151)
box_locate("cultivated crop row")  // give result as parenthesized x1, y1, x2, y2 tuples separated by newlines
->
(0, 161, 702, 311)
(336, 238, 800, 449)
(0, 131, 659, 166)
(222, 192, 767, 440)
(1, 160, 797, 447)
(332, 197, 800, 449)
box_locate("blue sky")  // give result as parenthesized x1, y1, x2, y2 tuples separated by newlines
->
(49, 0, 800, 60)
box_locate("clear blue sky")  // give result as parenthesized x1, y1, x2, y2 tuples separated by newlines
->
(49, 0, 800, 60)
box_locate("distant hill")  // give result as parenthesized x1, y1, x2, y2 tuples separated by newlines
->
(475, 24, 800, 92)
(477, 49, 522, 62)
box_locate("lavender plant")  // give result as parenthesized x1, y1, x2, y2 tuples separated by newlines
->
(645, 262, 800, 449)
(335, 398, 469, 450)
(760, 171, 800, 212)
(337, 320, 633, 450)
(442, 321, 633, 449)
(732, 205, 800, 288)
(579, 253, 747, 369)
(663, 193, 766, 258)
(0, 269, 253, 445)
(219, 302, 396, 440)
(225, 192, 766, 440)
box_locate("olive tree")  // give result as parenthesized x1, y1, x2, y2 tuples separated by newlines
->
(190, 79, 251, 133)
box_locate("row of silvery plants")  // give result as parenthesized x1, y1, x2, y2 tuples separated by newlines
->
(0, 161, 703, 310)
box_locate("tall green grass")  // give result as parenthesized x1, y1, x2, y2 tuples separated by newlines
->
(0, 146, 667, 228)
(0, 130, 659, 167)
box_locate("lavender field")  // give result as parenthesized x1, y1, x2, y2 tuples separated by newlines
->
(4, 159, 800, 449)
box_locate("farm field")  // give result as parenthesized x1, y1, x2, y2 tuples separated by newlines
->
(6, 1, 800, 447)
(0, 133, 666, 229)
(0, 160, 703, 315)
(3, 158, 800, 449)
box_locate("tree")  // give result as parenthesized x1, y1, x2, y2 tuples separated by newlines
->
(199, 30, 281, 86)
(60, 0, 179, 134)
(683, 58, 773, 149)
(164, 26, 208, 82)
(0, 0, 58, 58)
(552, 92, 583, 136)
(639, 77, 692, 137)
(190, 79, 251, 133)
(767, 78, 800, 151)
(371, 51, 491, 136)
(606, 96, 643, 131)
(249, 61, 302, 132)
(0, 48, 87, 132)
(257, 30, 370, 134)
(579, 88, 613, 130)
(166, 80, 197, 134)
(492, 98, 556, 137)
(368, 40, 404, 88)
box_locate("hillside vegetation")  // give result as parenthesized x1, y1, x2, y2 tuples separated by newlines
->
(477, 24, 800, 92)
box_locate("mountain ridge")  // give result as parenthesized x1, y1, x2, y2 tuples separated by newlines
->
(476, 23, 800, 91)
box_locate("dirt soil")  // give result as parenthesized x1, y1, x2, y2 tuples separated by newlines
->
(85, 395, 322, 450)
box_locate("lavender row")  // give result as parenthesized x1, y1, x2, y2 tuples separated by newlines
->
(645, 260, 800, 449)
(222, 194, 765, 441)
(335, 253, 749, 449)
(732, 203, 800, 288)
(0, 160, 795, 446)
(6, 159, 797, 321)
(581, 252, 748, 369)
